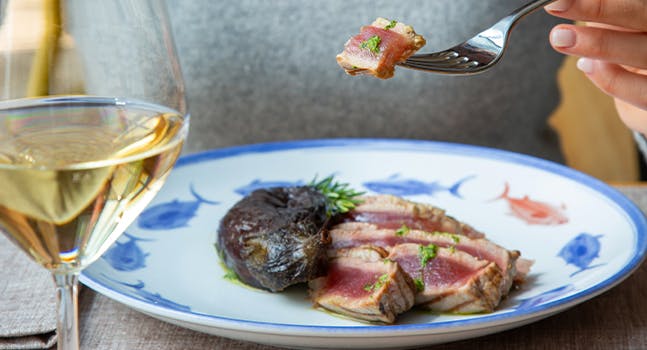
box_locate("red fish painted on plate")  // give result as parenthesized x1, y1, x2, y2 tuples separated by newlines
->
(495, 182, 568, 225)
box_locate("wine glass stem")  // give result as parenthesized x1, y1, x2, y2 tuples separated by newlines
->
(53, 272, 80, 350)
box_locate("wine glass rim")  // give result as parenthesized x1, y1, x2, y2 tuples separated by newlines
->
(0, 95, 189, 171)
(0, 95, 183, 113)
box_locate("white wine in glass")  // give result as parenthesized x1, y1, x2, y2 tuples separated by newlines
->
(0, 1, 189, 349)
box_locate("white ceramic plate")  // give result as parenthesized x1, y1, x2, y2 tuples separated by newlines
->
(80, 139, 647, 349)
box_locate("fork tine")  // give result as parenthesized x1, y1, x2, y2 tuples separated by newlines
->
(400, 59, 480, 72)
(398, 61, 443, 71)
(424, 56, 471, 67)
(451, 61, 480, 68)
(405, 56, 476, 67)
(406, 50, 458, 63)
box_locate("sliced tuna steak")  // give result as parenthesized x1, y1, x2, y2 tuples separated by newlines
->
(340, 195, 485, 239)
(329, 222, 520, 296)
(309, 246, 415, 323)
(388, 243, 504, 313)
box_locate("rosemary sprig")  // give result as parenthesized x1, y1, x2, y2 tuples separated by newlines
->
(309, 175, 364, 216)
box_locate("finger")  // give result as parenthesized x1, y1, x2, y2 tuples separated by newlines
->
(545, 0, 647, 32)
(550, 24, 647, 69)
(584, 22, 638, 33)
(615, 99, 647, 135)
(577, 58, 647, 111)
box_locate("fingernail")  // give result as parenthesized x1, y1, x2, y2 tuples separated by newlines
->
(577, 57, 594, 74)
(551, 28, 576, 48)
(545, 0, 572, 11)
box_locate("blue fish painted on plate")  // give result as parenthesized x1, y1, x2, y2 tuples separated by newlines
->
(101, 275, 191, 312)
(102, 233, 153, 272)
(558, 232, 605, 277)
(234, 179, 304, 196)
(362, 174, 476, 198)
(516, 284, 575, 310)
(137, 184, 219, 230)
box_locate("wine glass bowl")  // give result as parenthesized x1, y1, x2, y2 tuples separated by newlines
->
(0, 1, 188, 349)
(0, 96, 187, 274)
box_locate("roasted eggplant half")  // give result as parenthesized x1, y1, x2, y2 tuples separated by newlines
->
(217, 186, 331, 292)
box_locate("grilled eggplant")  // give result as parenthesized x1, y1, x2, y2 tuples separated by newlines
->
(217, 186, 330, 292)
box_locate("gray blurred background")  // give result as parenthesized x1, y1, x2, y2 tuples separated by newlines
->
(167, 0, 566, 162)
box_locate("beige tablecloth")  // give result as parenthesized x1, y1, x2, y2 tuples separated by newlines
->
(3, 185, 647, 350)
(0, 235, 56, 350)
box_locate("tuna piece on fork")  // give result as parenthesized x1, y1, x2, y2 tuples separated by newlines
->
(337, 18, 426, 79)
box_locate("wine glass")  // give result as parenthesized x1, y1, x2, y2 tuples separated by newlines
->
(0, 1, 189, 349)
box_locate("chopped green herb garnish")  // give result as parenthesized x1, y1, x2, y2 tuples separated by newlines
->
(449, 245, 456, 254)
(310, 175, 364, 216)
(360, 35, 381, 54)
(383, 258, 394, 264)
(363, 273, 390, 292)
(223, 271, 239, 281)
(419, 244, 438, 266)
(413, 278, 425, 292)
(395, 224, 410, 236)
(385, 20, 397, 30)
(427, 231, 461, 243)
(216, 243, 254, 289)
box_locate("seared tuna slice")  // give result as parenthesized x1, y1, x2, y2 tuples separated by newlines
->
(330, 244, 390, 260)
(340, 195, 485, 239)
(388, 243, 504, 313)
(309, 247, 415, 323)
(329, 222, 520, 296)
(336, 18, 426, 79)
(514, 257, 534, 283)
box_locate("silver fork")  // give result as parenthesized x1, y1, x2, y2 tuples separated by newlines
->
(398, 0, 558, 75)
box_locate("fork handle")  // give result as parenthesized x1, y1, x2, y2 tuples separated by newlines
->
(501, 0, 559, 29)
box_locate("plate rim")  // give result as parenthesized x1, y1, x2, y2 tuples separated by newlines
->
(80, 137, 647, 337)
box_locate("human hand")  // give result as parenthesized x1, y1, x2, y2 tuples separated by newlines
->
(545, 0, 647, 134)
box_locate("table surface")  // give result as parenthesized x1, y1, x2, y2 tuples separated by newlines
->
(57, 183, 647, 350)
